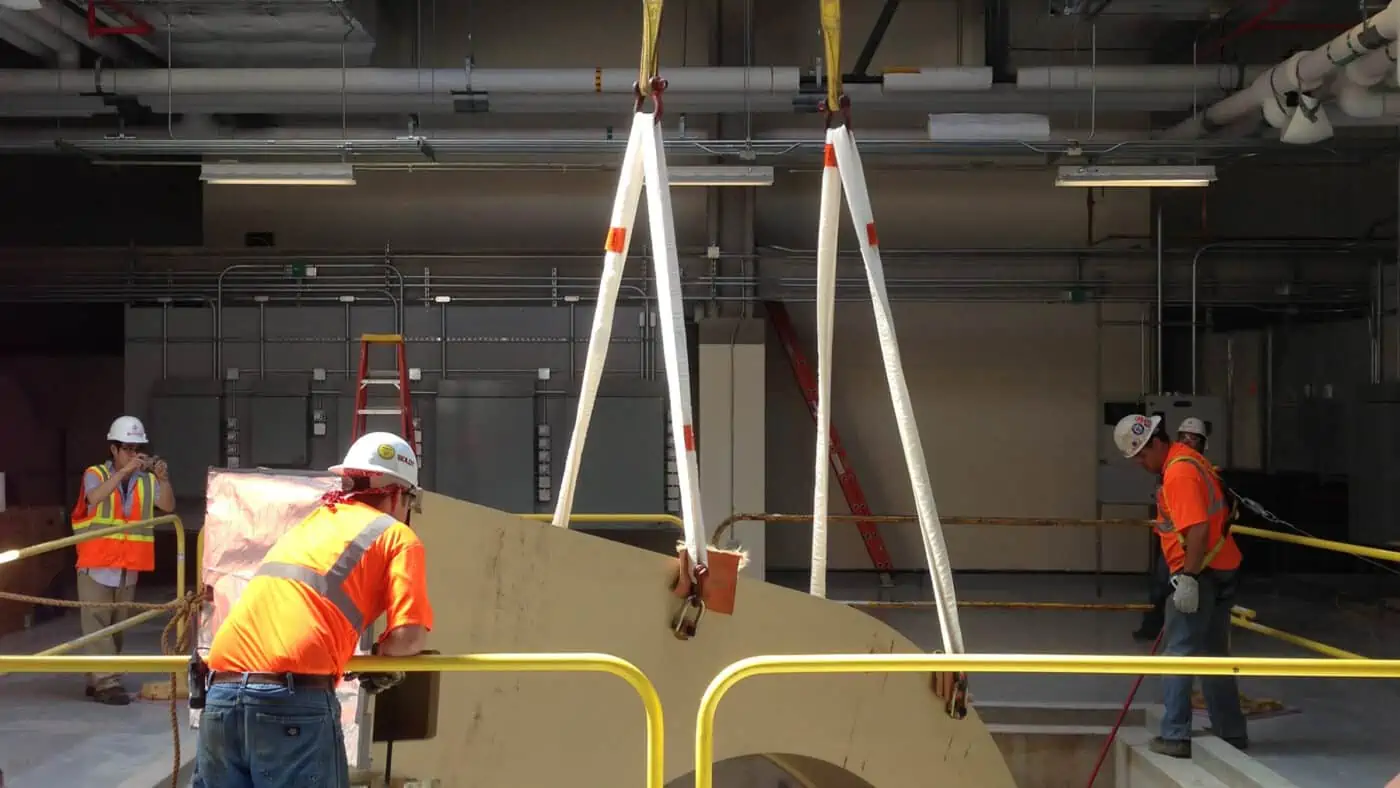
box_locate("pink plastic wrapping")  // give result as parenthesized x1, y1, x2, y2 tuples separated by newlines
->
(192, 468, 371, 770)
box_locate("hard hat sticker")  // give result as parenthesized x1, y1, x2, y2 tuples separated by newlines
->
(376, 444, 396, 460)
(1131, 422, 1146, 435)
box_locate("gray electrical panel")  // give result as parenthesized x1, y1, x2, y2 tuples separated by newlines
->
(147, 377, 222, 497)
(246, 378, 311, 468)
(434, 379, 537, 512)
(547, 378, 667, 527)
(1144, 395, 1227, 466)
(1348, 383, 1400, 547)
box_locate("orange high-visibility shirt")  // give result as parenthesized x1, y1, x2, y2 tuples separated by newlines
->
(1154, 443, 1242, 574)
(207, 499, 433, 677)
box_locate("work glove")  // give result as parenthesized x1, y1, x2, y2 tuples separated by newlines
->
(349, 671, 405, 695)
(1170, 573, 1200, 614)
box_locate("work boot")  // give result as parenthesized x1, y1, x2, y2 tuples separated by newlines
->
(1205, 727, 1249, 751)
(92, 686, 131, 706)
(1131, 624, 1160, 642)
(1148, 737, 1191, 759)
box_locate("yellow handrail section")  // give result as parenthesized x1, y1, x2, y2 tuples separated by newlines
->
(0, 652, 665, 788)
(516, 512, 685, 528)
(707, 513, 1400, 566)
(0, 514, 187, 660)
(693, 652, 1400, 788)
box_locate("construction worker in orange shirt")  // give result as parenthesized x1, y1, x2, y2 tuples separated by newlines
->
(1115, 413, 1248, 759)
(195, 432, 434, 788)
(1132, 415, 1212, 642)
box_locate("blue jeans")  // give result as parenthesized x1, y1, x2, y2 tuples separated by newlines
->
(1160, 570, 1248, 742)
(196, 679, 349, 788)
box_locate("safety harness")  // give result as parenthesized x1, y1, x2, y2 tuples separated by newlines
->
(1161, 452, 1240, 569)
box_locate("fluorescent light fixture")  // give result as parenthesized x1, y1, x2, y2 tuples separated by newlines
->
(1055, 165, 1216, 188)
(200, 162, 356, 186)
(668, 165, 774, 187)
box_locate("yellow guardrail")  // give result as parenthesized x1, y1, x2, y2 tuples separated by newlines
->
(0, 514, 187, 660)
(516, 512, 685, 528)
(0, 652, 666, 788)
(708, 512, 1400, 569)
(693, 652, 1400, 788)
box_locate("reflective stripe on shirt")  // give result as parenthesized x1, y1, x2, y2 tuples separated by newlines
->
(253, 513, 398, 633)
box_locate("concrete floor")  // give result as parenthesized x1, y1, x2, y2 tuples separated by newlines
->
(770, 571, 1400, 788)
(0, 587, 196, 788)
(1, 572, 1397, 787)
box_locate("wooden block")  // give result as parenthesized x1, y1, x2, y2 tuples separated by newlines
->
(139, 678, 189, 702)
(375, 493, 1017, 788)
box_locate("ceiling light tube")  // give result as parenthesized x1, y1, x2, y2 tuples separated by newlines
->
(668, 165, 774, 187)
(1055, 164, 1216, 188)
(200, 162, 356, 186)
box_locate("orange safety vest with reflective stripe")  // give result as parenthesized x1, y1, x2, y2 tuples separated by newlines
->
(1153, 447, 1242, 573)
(206, 500, 423, 677)
(70, 463, 156, 572)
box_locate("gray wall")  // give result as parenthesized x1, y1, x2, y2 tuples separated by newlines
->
(126, 302, 671, 528)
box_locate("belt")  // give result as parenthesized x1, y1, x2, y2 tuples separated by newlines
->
(209, 672, 338, 690)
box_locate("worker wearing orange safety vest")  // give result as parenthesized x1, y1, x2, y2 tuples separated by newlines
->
(69, 415, 176, 705)
(1114, 413, 1248, 759)
(1133, 415, 1213, 642)
(197, 432, 434, 788)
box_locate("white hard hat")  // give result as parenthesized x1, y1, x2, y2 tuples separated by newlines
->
(1177, 417, 1208, 437)
(107, 415, 149, 444)
(330, 432, 419, 490)
(1113, 414, 1161, 459)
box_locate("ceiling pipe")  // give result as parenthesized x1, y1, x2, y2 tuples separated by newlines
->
(0, 20, 45, 59)
(0, 64, 1285, 99)
(1162, 0, 1400, 139)
(0, 8, 77, 66)
(881, 67, 992, 91)
(1016, 64, 1271, 91)
(0, 66, 804, 95)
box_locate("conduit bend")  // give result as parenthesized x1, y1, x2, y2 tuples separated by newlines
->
(1163, 0, 1400, 140)
(1345, 42, 1399, 87)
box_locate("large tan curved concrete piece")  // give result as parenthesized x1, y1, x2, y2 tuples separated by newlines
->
(383, 492, 1017, 788)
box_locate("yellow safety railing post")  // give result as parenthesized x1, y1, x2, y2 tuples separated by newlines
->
(693, 653, 1400, 788)
(0, 652, 665, 788)
(0, 514, 190, 681)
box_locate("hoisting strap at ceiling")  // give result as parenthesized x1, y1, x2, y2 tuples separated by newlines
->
(638, 0, 665, 98)
(819, 0, 849, 124)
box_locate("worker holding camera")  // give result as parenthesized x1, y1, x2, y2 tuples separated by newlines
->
(69, 415, 176, 705)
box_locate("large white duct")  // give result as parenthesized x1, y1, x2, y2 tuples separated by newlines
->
(1016, 64, 1269, 92)
(1163, 0, 1400, 139)
(1335, 78, 1400, 118)
(0, 66, 803, 95)
(1344, 42, 1398, 87)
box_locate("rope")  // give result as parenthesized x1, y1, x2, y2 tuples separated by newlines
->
(0, 589, 205, 788)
